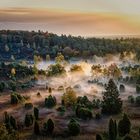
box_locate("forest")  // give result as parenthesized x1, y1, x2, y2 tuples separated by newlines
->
(0, 30, 140, 140)
(0, 30, 140, 61)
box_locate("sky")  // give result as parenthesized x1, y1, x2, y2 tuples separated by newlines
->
(0, 0, 140, 37)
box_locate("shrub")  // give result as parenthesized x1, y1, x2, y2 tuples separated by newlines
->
(68, 118, 80, 136)
(56, 106, 65, 112)
(48, 87, 52, 93)
(120, 84, 125, 92)
(11, 93, 19, 104)
(76, 107, 92, 120)
(0, 82, 5, 92)
(45, 95, 56, 108)
(43, 119, 54, 135)
(136, 85, 140, 94)
(11, 93, 24, 105)
(136, 96, 140, 105)
(118, 114, 131, 137)
(96, 134, 103, 140)
(24, 114, 34, 127)
(95, 113, 101, 120)
(25, 102, 33, 109)
(10, 116, 17, 130)
(47, 63, 66, 76)
(77, 96, 93, 109)
(92, 99, 101, 108)
(9, 81, 16, 91)
(37, 92, 41, 97)
(62, 87, 77, 107)
(128, 96, 135, 104)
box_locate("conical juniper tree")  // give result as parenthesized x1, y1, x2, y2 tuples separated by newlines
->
(109, 118, 117, 140)
(102, 79, 122, 114)
(118, 114, 131, 137)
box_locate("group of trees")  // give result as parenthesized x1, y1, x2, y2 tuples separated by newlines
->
(0, 30, 140, 61)
(91, 63, 122, 79)
(96, 114, 132, 140)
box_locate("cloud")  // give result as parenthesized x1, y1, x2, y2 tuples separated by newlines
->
(0, 8, 139, 36)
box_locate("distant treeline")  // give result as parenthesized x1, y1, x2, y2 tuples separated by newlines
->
(0, 30, 140, 60)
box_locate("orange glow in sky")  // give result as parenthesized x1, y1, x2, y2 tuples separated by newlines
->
(0, 0, 140, 36)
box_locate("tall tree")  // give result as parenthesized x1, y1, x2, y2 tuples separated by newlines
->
(118, 114, 131, 137)
(102, 79, 122, 114)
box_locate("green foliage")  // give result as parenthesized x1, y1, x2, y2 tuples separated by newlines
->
(119, 84, 125, 92)
(118, 114, 131, 137)
(24, 114, 34, 127)
(9, 82, 16, 91)
(136, 85, 140, 94)
(77, 96, 93, 109)
(25, 102, 33, 109)
(34, 121, 40, 135)
(68, 118, 80, 136)
(62, 87, 77, 107)
(11, 93, 19, 104)
(0, 124, 19, 140)
(34, 107, 39, 120)
(0, 82, 5, 92)
(92, 99, 101, 109)
(43, 119, 54, 135)
(102, 79, 122, 114)
(76, 106, 92, 120)
(108, 118, 117, 140)
(47, 63, 66, 76)
(9, 116, 17, 130)
(45, 95, 56, 108)
(128, 96, 135, 104)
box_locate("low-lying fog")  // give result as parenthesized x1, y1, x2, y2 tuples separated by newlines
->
(35, 55, 138, 100)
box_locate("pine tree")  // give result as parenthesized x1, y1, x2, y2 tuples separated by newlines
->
(102, 79, 122, 114)
(118, 114, 131, 137)
(68, 118, 80, 136)
(109, 118, 117, 140)
(34, 107, 39, 120)
(24, 114, 34, 127)
(43, 118, 54, 135)
(34, 121, 40, 135)
(10, 116, 17, 130)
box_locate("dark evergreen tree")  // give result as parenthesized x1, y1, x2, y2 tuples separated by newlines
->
(102, 79, 122, 114)
(109, 118, 117, 140)
(24, 114, 34, 127)
(68, 118, 80, 136)
(11, 93, 18, 104)
(34, 107, 39, 120)
(45, 95, 56, 108)
(118, 114, 131, 137)
(34, 121, 40, 135)
(0, 82, 5, 92)
(4, 112, 11, 130)
(43, 118, 54, 135)
(10, 116, 17, 130)
(96, 134, 103, 140)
